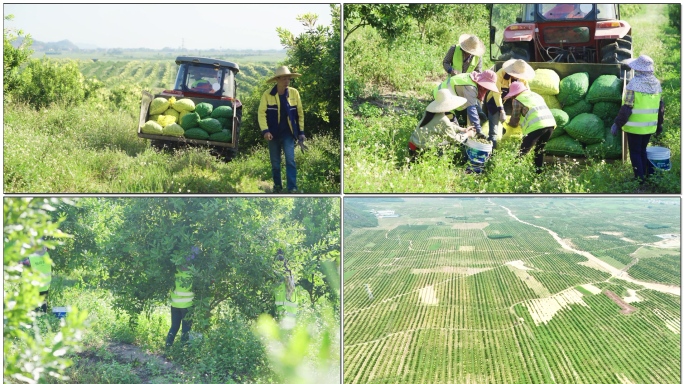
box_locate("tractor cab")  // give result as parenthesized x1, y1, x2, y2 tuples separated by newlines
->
(490, 4, 632, 65)
(161, 56, 240, 101)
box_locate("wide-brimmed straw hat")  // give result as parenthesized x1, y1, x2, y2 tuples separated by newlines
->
(267, 66, 302, 83)
(470, 70, 499, 93)
(502, 59, 535, 80)
(458, 34, 485, 57)
(624, 54, 655, 73)
(503, 82, 529, 101)
(427, 89, 467, 113)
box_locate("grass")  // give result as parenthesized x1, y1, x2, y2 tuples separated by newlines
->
(343, 4, 680, 193)
(4, 101, 340, 193)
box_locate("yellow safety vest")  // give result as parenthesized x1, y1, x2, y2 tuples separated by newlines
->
(28, 252, 52, 293)
(454, 47, 480, 74)
(274, 282, 298, 321)
(171, 270, 194, 309)
(515, 90, 557, 135)
(434, 73, 477, 110)
(622, 92, 661, 135)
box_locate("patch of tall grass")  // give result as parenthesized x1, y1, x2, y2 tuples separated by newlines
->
(4, 102, 340, 193)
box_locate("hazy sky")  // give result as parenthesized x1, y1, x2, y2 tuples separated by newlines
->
(3, 4, 335, 50)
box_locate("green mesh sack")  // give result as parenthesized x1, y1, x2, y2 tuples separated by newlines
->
(215, 117, 230, 128)
(195, 102, 214, 118)
(209, 130, 232, 143)
(545, 134, 585, 157)
(563, 99, 593, 120)
(564, 113, 604, 145)
(210, 105, 233, 118)
(585, 129, 621, 159)
(550, 109, 569, 128)
(549, 109, 568, 140)
(542, 94, 562, 110)
(198, 118, 222, 134)
(558, 72, 590, 106)
(586, 75, 622, 103)
(529, 68, 561, 95)
(180, 112, 201, 130)
(184, 128, 210, 140)
(549, 125, 565, 140)
(591, 101, 621, 128)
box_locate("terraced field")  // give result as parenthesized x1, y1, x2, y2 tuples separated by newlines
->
(343, 198, 680, 384)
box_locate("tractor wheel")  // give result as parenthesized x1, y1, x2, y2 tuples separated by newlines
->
(497, 43, 531, 62)
(601, 47, 632, 64)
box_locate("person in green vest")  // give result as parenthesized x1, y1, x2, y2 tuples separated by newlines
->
(485, 59, 535, 150)
(611, 54, 664, 183)
(408, 89, 474, 162)
(21, 245, 52, 313)
(165, 246, 198, 347)
(433, 70, 499, 135)
(504, 82, 557, 174)
(443, 34, 484, 75)
(274, 249, 298, 328)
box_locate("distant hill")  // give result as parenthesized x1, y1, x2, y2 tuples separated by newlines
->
(13, 36, 80, 52)
(344, 203, 378, 229)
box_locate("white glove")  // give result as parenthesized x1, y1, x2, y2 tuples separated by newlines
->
(499, 109, 507, 122)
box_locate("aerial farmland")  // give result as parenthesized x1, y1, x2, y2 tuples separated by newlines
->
(343, 197, 680, 384)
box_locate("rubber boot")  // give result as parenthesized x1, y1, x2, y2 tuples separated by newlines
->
(165, 332, 175, 347)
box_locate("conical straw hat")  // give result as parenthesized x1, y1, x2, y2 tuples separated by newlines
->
(267, 66, 302, 83)
(458, 34, 485, 57)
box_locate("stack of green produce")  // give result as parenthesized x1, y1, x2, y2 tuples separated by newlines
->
(530, 70, 622, 159)
(142, 96, 233, 142)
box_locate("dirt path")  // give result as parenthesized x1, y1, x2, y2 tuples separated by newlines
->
(79, 342, 182, 384)
(497, 202, 680, 296)
(603, 290, 637, 315)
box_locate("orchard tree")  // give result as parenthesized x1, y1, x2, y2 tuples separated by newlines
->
(276, 5, 341, 138)
(3, 15, 33, 98)
(4, 198, 86, 383)
(290, 198, 340, 306)
(97, 198, 313, 330)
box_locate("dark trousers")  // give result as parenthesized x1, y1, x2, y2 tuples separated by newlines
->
(626, 132, 654, 181)
(519, 127, 554, 173)
(36, 290, 48, 313)
(166, 307, 192, 347)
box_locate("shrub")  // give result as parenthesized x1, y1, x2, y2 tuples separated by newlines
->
(667, 4, 680, 29)
(17, 58, 85, 110)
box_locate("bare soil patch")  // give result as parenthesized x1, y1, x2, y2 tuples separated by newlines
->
(603, 290, 637, 315)
(78, 342, 180, 384)
(418, 285, 439, 305)
(458, 245, 475, 251)
(622, 289, 642, 303)
(523, 289, 587, 325)
(451, 222, 489, 230)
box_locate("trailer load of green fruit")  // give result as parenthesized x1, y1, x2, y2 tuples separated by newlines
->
(142, 96, 233, 142)
(529, 69, 623, 159)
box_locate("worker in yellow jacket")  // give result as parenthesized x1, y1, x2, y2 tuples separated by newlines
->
(258, 66, 305, 193)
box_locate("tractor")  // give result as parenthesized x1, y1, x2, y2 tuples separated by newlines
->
(138, 56, 243, 161)
(490, 4, 632, 66)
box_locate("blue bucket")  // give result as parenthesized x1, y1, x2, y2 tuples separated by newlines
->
(646, 146, 671, 171)
(52, 306, 70, 319)
(464, 138, 493, 173)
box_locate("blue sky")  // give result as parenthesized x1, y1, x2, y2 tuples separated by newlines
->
(3, 4, 335, 50)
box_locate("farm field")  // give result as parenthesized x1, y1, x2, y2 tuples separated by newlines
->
(343, 197, 680, 383)
(3, 6, 340, 193)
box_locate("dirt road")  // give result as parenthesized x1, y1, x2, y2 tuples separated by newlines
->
(497, 203, 680, 296)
